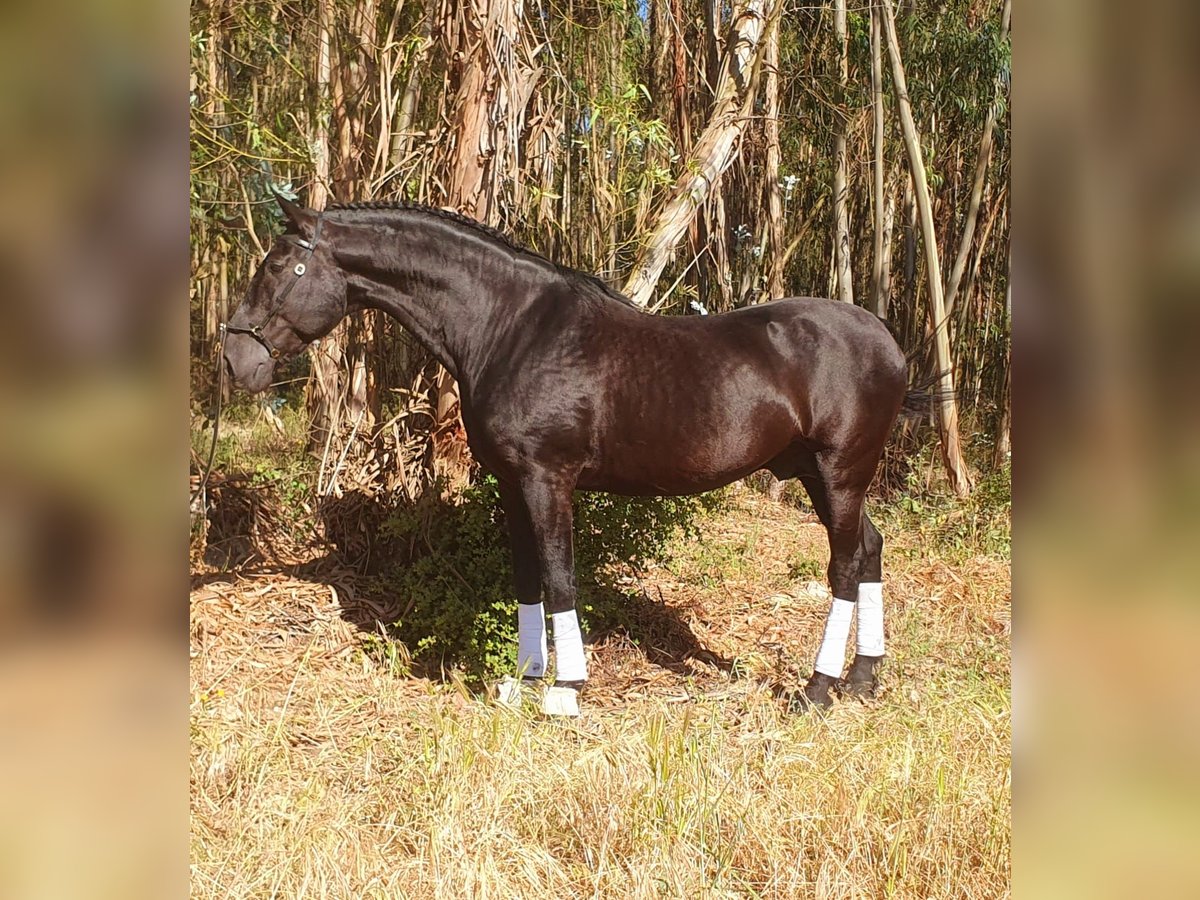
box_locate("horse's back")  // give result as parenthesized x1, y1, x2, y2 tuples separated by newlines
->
(596, 295, 906, 410)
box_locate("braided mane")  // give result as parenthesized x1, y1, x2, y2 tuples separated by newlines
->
(325, 199, 636, 308)
(327, 199, 525, 254)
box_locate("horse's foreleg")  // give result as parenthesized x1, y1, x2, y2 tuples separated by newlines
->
(499, 481, 546, 680)
(520, 472, 588, 695)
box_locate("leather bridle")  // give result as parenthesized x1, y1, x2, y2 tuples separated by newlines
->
(221, 213, 324, 360)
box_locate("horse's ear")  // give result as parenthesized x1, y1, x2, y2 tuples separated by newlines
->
(275, 191, 315, 232)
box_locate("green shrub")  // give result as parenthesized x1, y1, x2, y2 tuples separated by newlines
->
(369, 476, 721, 683)
(881, 450, 1011, 560)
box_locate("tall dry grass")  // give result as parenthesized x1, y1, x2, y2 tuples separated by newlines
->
(191, 488, 1009, 898)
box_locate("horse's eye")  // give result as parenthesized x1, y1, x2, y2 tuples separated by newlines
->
(267, 261, 285, 274)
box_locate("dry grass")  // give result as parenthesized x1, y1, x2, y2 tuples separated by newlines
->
(191, 487, 1010, 899)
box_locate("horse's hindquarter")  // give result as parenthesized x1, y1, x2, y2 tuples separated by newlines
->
(590, 298, 908, 491)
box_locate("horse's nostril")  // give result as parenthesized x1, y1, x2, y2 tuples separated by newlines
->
(223, 356, 236, 383)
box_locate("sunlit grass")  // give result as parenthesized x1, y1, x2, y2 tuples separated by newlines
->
(191, 488, 1010, 899)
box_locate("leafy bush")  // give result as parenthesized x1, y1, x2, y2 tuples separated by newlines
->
(369, 476, 721, 683)
(882, 451, 1011, 560)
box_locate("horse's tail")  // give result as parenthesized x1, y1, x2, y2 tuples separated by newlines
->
(898, 373, 955, 419)
(875, 315, 955, 420)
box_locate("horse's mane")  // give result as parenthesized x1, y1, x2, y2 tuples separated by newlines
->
(326, 200, 637, 309)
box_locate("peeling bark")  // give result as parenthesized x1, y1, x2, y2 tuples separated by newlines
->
(435, 0, 541, 480)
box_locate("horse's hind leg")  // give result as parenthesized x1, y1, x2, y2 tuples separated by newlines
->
(842, 513, 885, 698)
(796, 466, 876, 709)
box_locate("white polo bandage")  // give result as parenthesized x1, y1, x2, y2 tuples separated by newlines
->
(517, 602, 547, 679)
(551, 609, 588, 682)
(856, 582, 885, 657)
(814, 597, 856, 677)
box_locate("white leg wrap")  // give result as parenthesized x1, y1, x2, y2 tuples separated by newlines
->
(856, 582, 885, 657)
(814, 597, 856, 677)
(551, 610, 588, 682)
(517, 602, 547, 679)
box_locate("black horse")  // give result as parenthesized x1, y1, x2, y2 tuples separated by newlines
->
(223, 196, 909, 711)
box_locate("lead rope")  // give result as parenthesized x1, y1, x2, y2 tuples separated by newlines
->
(190, 324, 228, 515)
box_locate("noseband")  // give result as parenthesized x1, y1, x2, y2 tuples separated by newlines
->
(222, 213, 324, 360)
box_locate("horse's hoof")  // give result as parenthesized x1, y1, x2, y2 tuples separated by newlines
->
(837, 677, 878, 700)
(839, 654, 882, 700)
(788, 672, 838, 713)
(541, 684, 581, 717)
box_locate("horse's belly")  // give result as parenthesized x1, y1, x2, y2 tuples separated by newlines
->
(577, 461, 769, 496)
(580, 407, 794, 495)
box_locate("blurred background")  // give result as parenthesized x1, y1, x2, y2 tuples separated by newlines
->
(1017, 1, 1200, 896)
(0, 0, 186, 896)
(0, 0, 1195, 895)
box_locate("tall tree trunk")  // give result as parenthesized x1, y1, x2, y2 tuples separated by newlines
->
(869, 6, 887, 316)
(878, 177, 897, 318)
(351, 0, 383, 430)
(444, 6, 492, 219)
(670, 0, 692, 153)
(763, 17, 785, 300)
(993, 355, 1010, 466)
(944, 0, 1011, 319)
(993, 258, 1011, 467)
(390, 0, 434, 172)
(622, 0, 776, 308)
(435, 0, 540, 480)
(712, 187, 733, 310)
(832, 0, 853, 304)
(902, 173, 917, 332)
(305, 0, 381, 453)
(650, 0, 671, 105)
(827, 234, 838, 300)
(702, 0, 721, 96)
(691, 0, 723, 307)
(217, 238, 229, 371)
(307, 0, 343, 453)
(881, 0, 973, 497)
(311, 0, 333, 207)
(201, 4, 225, 353)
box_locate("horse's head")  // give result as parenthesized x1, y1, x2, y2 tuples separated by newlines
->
(222, 195, 347, 393)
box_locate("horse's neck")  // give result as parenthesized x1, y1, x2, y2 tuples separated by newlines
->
(342, 218, 516, 380)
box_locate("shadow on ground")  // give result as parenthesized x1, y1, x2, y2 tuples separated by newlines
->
(193, 479, 735, 688)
